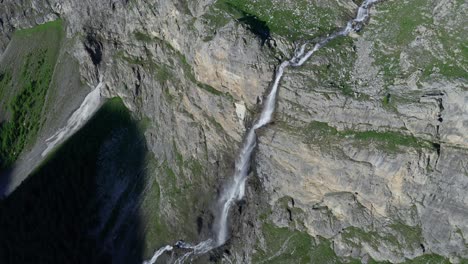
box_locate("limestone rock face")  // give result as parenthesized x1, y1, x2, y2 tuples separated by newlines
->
(0, 0, 466, 263)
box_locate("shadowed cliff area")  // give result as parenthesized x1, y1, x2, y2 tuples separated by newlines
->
(0, 97, 148, 264)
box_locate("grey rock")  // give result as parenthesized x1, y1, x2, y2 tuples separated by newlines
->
(0, 0, 466, 262)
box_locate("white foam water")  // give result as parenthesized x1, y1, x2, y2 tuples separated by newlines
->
(173, 239, 215, 264)
(216, 0, 381, 247)
(143, 0, 381, 262)
(143, 245, 174, 264)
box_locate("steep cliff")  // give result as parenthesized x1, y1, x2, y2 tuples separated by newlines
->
(0, 0, 466, 263)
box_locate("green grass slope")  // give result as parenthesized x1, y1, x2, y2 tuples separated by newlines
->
(0, 20, 63, 171)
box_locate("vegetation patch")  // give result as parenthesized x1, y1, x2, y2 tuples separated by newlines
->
(403, 254, 451, 264)
(368, 0, 466, 84)
(382, 93, 392, 109)
(215, 0, 349, 41)
(253, 223, 314, 264)
(342, 226, 401, 251)
(255, 221, 451, 264)
(366, 0, 432, 55)
(254, 222, 361, 264)
(134, 31, 153, 42)
(0, 72, 12, 105)
(298, 35, 359, 97)
(302, 121, 432, 153)
(389, 222, 423, 248)
(13, 19, 63, 39)
(0, 20, 63, 171)
(343, 130, 425, 152)
(341, 223, 434, 262)
(155, 64, 172, 84)
(201, 5, 231, 41)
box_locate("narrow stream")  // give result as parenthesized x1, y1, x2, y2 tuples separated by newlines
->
(145, 0, 381, 263)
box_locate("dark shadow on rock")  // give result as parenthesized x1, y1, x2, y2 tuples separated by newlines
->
(237, 12, 276, 48)
(84, 32, 103, 67)
(0, 97, 147, 264)
(0, 165, 12, 199)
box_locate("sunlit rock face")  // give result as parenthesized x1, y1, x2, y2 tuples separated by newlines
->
(0, 0, 466, 263)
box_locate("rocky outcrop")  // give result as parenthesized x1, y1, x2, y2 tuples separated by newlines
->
(0, 0, 466, 263)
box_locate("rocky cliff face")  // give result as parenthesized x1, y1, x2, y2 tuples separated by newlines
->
(0, 0, 466, 263)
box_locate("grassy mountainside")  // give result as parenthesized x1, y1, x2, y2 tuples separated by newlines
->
(0, 20, 63, 171)
(206, 0, 351, 42)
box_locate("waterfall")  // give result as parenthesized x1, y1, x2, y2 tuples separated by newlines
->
(215, 58, 290, 245)
(143, 0, 381, 262)
(216, 0, 381, 248)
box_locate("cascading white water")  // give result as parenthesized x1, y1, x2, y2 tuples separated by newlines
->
(173, 239, 215, 264)
(216, 58, 290, 245)
(216, 0, 381, 247)
(42, 81, 103, 157)
(143, 245, 174, 264)
(143, 0, 381, 262)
